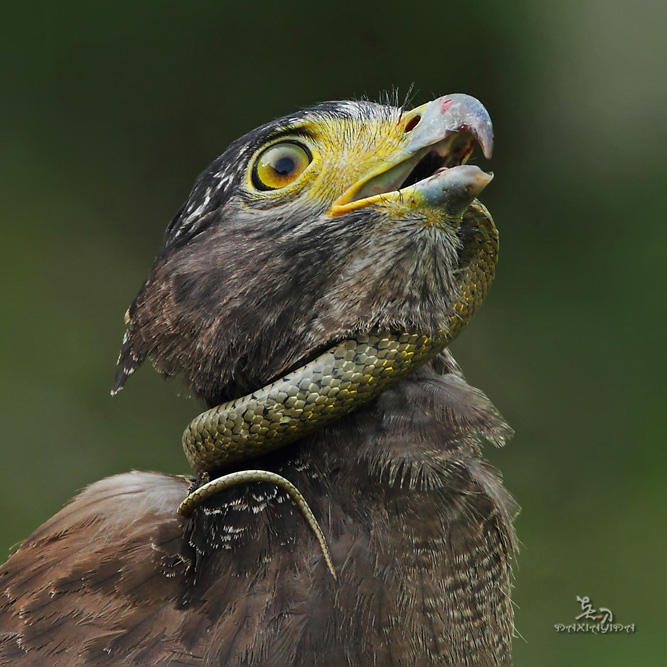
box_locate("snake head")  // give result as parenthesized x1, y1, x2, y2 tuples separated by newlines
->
(113, 95, 497, 405)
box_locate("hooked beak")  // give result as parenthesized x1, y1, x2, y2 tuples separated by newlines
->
(330, 93, 494, 217)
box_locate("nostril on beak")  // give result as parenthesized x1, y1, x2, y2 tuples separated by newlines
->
(404, 114, 421, 133)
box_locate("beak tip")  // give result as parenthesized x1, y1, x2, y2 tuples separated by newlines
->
(483, 140, 494, 160)
(416, 93, 495, 162)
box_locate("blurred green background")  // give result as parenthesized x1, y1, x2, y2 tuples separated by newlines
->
(1, 1, 665, 664)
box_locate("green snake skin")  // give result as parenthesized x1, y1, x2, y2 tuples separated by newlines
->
(183, 202, 498, 474)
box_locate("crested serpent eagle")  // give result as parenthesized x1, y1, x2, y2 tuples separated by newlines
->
(0, 94, 518, 666)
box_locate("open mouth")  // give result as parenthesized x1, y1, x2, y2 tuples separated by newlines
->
(330, 94, 494, 216)
(330, 132, 488, 215)
(401, 145, 467, 189)
(391, 132, 480, 190)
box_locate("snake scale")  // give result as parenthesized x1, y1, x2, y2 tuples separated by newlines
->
(177, 202, 498, 578)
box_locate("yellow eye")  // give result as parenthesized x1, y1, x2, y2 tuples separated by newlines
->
(252, 141, 312, 190)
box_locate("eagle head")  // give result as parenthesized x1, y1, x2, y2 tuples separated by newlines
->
(113, 95, 494, 405)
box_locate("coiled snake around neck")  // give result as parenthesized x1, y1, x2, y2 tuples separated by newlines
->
(177, 202, 498, 578)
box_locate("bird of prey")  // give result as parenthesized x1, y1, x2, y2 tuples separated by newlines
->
(0, 94, 517, 666)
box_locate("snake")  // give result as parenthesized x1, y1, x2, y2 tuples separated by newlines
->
(177, 202, 498, 578)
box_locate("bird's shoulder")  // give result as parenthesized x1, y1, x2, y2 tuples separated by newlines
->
(0, 471, 195, 665)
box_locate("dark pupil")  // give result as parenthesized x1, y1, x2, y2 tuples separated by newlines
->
(273, 156, 295, 175)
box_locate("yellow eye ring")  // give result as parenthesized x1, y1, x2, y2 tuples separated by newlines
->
(252, 141, 312, 191)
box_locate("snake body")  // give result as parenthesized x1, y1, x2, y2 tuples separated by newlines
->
(183, 331, 445, 473)
(178, 203, 498, 578)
